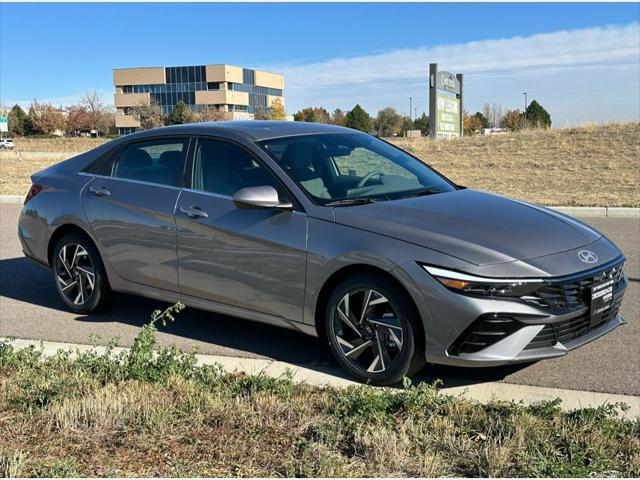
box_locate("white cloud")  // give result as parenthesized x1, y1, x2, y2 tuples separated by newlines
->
(263, 22, 640, 124)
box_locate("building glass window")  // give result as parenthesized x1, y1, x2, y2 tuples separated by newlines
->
(117, 65, 281, 117)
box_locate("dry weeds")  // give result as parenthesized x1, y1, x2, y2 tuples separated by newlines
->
(390, 122, 640, 207)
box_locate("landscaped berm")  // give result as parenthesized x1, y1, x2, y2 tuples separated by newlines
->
(1, 304, 639, 477)
(1, 122, 639, 206)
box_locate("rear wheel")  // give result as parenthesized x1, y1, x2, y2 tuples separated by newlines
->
(52, 233, 111, 314)
(324, 274, 425, 385)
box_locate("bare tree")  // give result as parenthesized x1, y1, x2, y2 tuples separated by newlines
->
(482, 103, 493, 128)
(131, 101, 164, 130)
(80, 92, 113, 135)
(191, 106, 230, 122)
(493, 103, 503, 128)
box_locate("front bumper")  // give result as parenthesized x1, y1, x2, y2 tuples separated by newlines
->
(405, 257, 628, 367)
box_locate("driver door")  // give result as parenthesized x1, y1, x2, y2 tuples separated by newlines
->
(175, 137, 308, 323)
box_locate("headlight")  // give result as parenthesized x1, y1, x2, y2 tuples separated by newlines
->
(421, 265, 545, 297)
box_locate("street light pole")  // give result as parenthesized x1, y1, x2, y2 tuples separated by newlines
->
(522, 92, 528, 112)
(409, 97, 413, 121)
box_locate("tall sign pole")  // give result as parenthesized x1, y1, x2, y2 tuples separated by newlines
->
(429, 63, 464, 139)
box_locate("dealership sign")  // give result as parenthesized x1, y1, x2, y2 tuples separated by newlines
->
(429, 63, 463, 138)
(0, 114, 7, 133)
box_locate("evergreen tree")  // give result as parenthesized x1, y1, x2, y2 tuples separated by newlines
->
(8, 104, 31, 136)
(524, 100, 551, 128)
(413, 113, 429, 136)
(167, 101, 191, 125)
(345, 104, 372, 132)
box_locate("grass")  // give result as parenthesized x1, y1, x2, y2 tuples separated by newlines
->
(390, 122, 640, 207)
(1, 303, 638, 477)
(1, 122, 638, 206)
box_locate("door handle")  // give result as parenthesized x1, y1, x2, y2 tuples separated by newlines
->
(89, 186, 111, 197)
(179, 206, 208, 218)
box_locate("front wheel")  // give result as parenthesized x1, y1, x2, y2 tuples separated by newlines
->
(324, 274, 425, 385)
(52, 233, 111, 314)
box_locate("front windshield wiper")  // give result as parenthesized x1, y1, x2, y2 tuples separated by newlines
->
(325, 197, 377, 207)
(400, 188, 443, 199)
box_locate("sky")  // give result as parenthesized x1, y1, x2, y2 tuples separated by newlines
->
(1, 2, 639, 125)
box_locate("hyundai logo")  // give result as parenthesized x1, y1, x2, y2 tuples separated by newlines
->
(578, 250, 598, 264)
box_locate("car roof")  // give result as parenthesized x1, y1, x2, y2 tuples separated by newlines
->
(119, 121, 357, 143)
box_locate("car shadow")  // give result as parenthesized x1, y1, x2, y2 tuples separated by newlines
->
(0, 255, 531, 388)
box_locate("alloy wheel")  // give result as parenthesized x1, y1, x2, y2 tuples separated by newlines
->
(55, 243, 96, 306)
(332, 288, 404, 373)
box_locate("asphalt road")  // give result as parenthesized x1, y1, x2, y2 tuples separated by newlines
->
(1, 203, 638, 395)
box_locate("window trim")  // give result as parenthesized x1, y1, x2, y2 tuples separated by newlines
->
(186, 135, 305, 212)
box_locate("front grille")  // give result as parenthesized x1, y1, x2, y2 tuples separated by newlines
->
(522, 262, 625, 313)
(524, 297, 621, 350)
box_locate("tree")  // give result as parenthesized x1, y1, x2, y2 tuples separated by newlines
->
(167, 100, 192, 125)
(293, 107, 330, 123)
(131, 101, 164, 130)
(330, 108, 347, 126)
(345, 104, 372, 132)
(413, 113, 429, 136)
(266, 98, 286, 120)
(27, 100, 65, 135)
(80, 91, 113, 135)
(501, 109, 522, 131)
(474, 111, 489, 129)
(524, 100, 551, 128)
(191, 106, 230, 122)
(463, 110, 485, 135)
(400, 116, 415, 136)
(374, 107, 403, 137)
(7, 104, 31, 136)
(65, 105, 90, 135)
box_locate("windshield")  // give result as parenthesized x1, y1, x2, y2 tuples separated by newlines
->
(258, 132, 456, 205)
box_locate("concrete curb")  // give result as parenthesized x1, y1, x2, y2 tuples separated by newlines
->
(1, 195, 23, 204)
(3, 337, 639, 419)
(550, 206, 640, 218)
(1, 195, 638, 217)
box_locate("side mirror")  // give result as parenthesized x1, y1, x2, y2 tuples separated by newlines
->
(232, 185, 293, 210)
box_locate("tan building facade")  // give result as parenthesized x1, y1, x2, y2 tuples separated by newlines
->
(113, 64, 284, 134)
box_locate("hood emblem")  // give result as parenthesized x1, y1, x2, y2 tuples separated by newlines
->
(578, 250, 598, 264)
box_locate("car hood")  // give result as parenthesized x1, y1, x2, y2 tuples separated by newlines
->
(333, 189, 602, 266)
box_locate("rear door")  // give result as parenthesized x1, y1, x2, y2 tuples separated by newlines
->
(175, 136, 308, 322)
(81, 136, 189, 292)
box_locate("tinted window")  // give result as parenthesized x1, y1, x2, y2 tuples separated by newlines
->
(112, 138, 187, 187)
(192, 138, 282, 197)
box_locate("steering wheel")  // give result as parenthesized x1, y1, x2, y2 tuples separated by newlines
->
(357, 170, 385, 188)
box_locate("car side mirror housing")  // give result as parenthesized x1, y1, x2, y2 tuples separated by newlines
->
(232, 185, 293, 210)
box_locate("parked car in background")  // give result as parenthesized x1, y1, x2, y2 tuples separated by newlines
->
(17, 121, 628, 385)
(0, 138, 15, 149)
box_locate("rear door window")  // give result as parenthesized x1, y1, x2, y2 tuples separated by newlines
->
(112, 138, 188, 187)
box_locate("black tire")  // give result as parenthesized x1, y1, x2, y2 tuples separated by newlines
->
(52, 232, 112, 314)
(324, 273, 426, 385)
